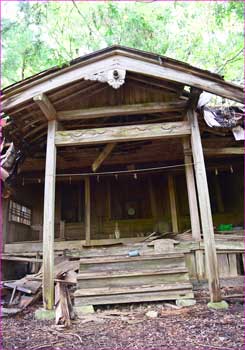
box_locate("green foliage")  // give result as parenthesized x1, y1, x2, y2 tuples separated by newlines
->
(2, 1, 244, 88)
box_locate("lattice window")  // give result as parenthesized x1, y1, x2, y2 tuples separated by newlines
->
(9, 200, 32, 226)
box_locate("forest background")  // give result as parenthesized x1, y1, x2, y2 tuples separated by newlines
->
(2, 1, 244, 90)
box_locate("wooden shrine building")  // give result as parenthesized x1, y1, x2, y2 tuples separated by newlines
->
(1, 46, 244, 310)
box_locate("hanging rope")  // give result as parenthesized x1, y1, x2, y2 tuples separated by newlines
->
(55, 162, 196, 178)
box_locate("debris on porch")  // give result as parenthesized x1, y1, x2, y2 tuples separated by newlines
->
(2, 257, 79, 326)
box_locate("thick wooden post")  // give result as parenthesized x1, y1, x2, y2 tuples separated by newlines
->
(84, 176, 91, 245)
(167, 175, 178, 233)
(2, 199, 10, 252)
(183, 137, 204, 280)
(59, 220, 65, 240)
(43, 120, 57, 310)
(188, 109, 221, 302)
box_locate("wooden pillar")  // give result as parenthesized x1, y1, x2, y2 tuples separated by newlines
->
(2, 198, 10, 252)
(167, 175, 178, 233)
(77, 184, 83, 222)
(42, 120, 57, 310)
(188, 109, 221, 302)
(84, 176, 91, 245)
(183, 137, 204, 280)
(59, 220, 65, 240)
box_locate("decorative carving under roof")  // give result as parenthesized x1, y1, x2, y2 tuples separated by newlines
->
(84, 65, 126, 89)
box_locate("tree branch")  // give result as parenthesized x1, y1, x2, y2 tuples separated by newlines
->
(217, 48, 243, 74)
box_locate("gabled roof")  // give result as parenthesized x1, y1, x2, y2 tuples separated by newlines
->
(2, 45, 244, 112)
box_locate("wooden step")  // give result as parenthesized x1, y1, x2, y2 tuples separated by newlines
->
(77, 267, 190, 289)
(74, 250, 194, 305)
(74, 289, 194, 306)
(79, 253, 185, 264)
(74, 282, 193, 297)
(79, 253, 186, 272)
(77, 267, 189, 280)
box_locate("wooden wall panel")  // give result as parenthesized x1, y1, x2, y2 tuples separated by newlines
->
(8, 167, 244, 243)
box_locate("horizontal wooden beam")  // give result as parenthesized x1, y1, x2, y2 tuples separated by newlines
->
(92, 143, 116, 172)
(204, 147, 244, 156)
(185, 147, 244, 156)
(55, 121, 191, 147)
(57, 101, 187, 121)
(33, 93, 56, 121)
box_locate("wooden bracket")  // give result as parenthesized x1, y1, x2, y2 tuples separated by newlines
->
(33, 93, 56, 121)
(92, 143, 116, 172)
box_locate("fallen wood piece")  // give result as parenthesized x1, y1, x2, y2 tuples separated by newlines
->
(55, 282, 71, 327)
(54, 260, 80, 278)
(1, 255, 42, 263)
(82, 241, 123, 248)
(141, 232, 157, 242)
(4, 280, 41, 294)
(18, 291, 42, 310)
(64, 270, 78, 285)
(2, 307, 21, 316)
(27, 277, 77, 285)
(9, 286, 17, 304)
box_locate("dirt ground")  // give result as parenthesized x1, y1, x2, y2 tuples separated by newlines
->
(2, 280, 244, 350)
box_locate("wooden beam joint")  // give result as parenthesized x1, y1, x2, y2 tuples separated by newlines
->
(34, 93, 57, 121)
(92, 143, 116, 172)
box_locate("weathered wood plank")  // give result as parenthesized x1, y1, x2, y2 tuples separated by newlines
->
(217, 254, 230, 278)
(168, 175, 178, 233)
(79, 255, 186, 273)
(57, 101, 187, 121)
(183, 138, 201, 241)
(188, 108, 221, 302)
(118, 55, 244, 103)
(77, 273, 190, 290)
(33, 93, 56, 121)
(74, 290, 194, 305)
(228, 254, 238, 277)
(55, 121, 191, 146)
(92, 143, 116, 172)
(2, 199, 10, 253)
(59, 221, 65, 240)
(79, 253, 185, 264)
(204, 147, 244, 156)
(42, 120, 57, 310)
(1, 255, 42, 263)
(184, 252, 197, 279)
(183, 137, 204, 280)
(84, 176, 91, 245)
(77, 267, 189, 280)
(74, 282, 193, 297)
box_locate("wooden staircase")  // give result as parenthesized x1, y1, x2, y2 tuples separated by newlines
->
(74, 252, 194, 306)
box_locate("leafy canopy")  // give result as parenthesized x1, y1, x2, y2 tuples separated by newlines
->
(2, 1, 244, 88)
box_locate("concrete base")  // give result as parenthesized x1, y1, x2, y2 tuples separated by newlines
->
(74, 304, 95, 315)
(35, 308, 55, 320)
(207, 301, 229, 310)
(176, 299, 196, 307)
